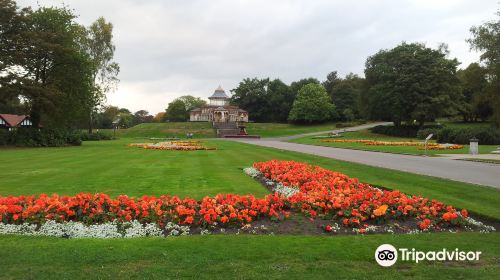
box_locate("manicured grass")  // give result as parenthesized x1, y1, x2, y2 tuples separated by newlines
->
(107, 122, 356, 140)
(244, 122, 355, 137)
(0, 139, 499, 219)
(290, 129, 500, 156)
(0, 233, 498, 279)
(1, 139, 500, 279)
(115, 122, 216, 139)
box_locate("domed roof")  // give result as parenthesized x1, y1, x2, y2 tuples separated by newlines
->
(209, 85, 229, 99)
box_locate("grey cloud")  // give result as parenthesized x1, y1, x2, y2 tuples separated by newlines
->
(17, 0, 499, 113)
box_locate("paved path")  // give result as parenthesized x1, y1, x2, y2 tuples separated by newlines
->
(267, 122, 393, 141)
(229, 122, 500, 189)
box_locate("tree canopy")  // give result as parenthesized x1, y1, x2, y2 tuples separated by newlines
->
(468, 9, 500, 127)
(363, 42, 460, 126)
(288, 83, 336, 123)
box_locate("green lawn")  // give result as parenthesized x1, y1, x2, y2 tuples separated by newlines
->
(115, 122, 216, 139)
(1, 139, 499, 279)
(0, 139, 499, 219)
(108, 122, 356, 139)
(290, 129, 500, 156)
(244, 122, 355, 138)
(0, 233, 498, 279)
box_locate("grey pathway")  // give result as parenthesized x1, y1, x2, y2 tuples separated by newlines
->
(229, 122, 500, 189)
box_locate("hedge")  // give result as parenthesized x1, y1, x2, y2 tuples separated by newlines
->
(435, 127, 500, 145)
(79, 131, 114, 141)
(370, 124, 442, 138)
(0, 128, 81, 147)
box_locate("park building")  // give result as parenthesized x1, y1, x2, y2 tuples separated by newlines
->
(189, 85, 249, 122)
(0, 114, 33, 131)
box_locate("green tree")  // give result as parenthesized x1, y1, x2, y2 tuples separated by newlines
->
(288, 83, 336, 123)
(363, 42, 460, 127)
(230, 78, 269, 122)
(177, 95, 207, 111)
(81, 17, 120, 133)
(133, 110, 153, 125)
(329, 73, 364, 120)
(456, 63, 490, 122)
(165, 99, 188, 122)
(322, 71, 340, 95)
(468, 9, 500, 127)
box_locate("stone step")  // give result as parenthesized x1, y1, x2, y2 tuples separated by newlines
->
(216, 129, 240, 138)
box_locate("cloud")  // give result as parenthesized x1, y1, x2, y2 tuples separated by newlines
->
(17, 0, 499, 114)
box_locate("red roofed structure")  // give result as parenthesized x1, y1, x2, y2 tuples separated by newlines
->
(0, 114, 33, 130)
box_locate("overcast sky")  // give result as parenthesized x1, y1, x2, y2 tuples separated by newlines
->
(18, 0, 499, 114)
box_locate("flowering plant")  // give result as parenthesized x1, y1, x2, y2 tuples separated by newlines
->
(320, 139, 464, 150)
(253, 160, 469, 229)
(128, 141, 216, 151)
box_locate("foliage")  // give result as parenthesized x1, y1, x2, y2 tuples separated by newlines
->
(363, 42, 460, 126)
(436, 127, 500, 145)
(328, 73, 364, 120)
(79, 131, 113, 141)
(370, 124, 442, 138)
(456, 63, 491, 122)
(0, 128, 81, 147)
(165, 99, 188, 122)
(468, 9, 500, 127)
(288, 83, 336, 123)
(80, 17, 120, 133)
(177, 95, 207, 112)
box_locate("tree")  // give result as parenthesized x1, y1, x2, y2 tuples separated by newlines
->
(165, 99, 188, 122)
(133, 110, 153, 125)
(468, 9, 500, 127)
(329, 73, 364, 120)
(230, 78, 269, 122)
(288, 83, 336, 123)
(363, 42, 460, 127)
(153, 112, 166, 122)
(322, 71, 340, 95)
(177, 95, 207, 112)
(81, 17, 120, 133)
(266, 79, 292, 122)
(456, 63, 490, 122)
(230, 78, 293, 123)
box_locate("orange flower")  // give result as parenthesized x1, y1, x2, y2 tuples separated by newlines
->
(461, 209, 468, 218)
(373, 205, 388, 216)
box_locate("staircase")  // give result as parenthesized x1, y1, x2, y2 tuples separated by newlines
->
(213, 122, 239, 137)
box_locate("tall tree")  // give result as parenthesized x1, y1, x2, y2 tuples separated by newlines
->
(165, 99, 188, 122)
(456, 63, 490, 121)
(288, 83, 336, 123)
(468, 9, 500, 127)
(230, 78, 269, 122)
(177, 95, 207, 111)
(329, 73, 364, 120)
(81, 17, 120, 133)
(322, 71, 340, 95)
(363, 42, 460, 127)
(15, 6, 94, 128)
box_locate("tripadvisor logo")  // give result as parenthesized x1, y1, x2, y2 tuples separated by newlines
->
(374, 244, 482, 267)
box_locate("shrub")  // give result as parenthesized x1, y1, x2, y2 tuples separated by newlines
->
(370, 124, 442, 138)
(436, 127, 500, 145)
(416, 128, 441, 140)
(1, 128, 82, 147)
(79, 131, 113, 141)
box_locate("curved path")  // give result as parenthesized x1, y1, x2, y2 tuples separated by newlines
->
(230, 123, 500, 189)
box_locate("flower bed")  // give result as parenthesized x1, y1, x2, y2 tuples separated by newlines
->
(0, 160, 494, 238)
(251, 160, 491, 233)
(319, 139, 464, 150)
(128, 140, 216, 151)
